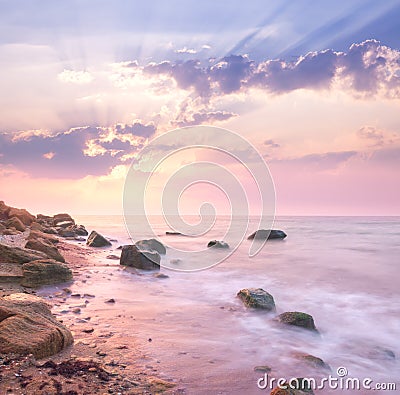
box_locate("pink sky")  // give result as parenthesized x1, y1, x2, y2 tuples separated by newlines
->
(1, 4, 400, 216)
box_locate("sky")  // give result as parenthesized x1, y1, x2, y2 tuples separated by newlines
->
(0, 0, 400, 216)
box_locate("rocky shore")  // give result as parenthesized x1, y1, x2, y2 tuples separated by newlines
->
(0, 201, 176, 394)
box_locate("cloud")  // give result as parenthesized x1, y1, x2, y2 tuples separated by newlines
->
(173, 110, 237, 127)
(0, 122, 156, 179)
(264, 139, 280, 148)
(175, 47, 197, 54)
(58, 69, 94, 84)
(134, 40, 400, 99)
(357, 126, 385, 147)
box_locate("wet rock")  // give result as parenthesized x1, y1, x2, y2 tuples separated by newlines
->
(56, 220, 75, 229)
(170, 258, 181, 264)
(58, 228, 77, 238)
(21, 259, 73, 287)
(248, 229, 287, 240)
(0, 293, 73, 358)
(120, 245, 160, 270)
(237, 288, 276, 312)
(0, 244, 48, 264)
(270, 382, 314, 395)
(25, 238, 65, 262)
(153, 273, 169, 279)
(276, 312, 318, 332)
(207, 240, 229, 249)
(166, 231, 182, 235)
(294, 353, 330, 370)
(6, 216, 26, 232)
(86, 230, 112, 247)
(135, 238, 166, 254)
(368, 346, 396, 360)
(64, 224, 88, 236)
(105, 298, 116, 303)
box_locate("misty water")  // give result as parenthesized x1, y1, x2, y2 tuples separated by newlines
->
(44, 215, 400, 394)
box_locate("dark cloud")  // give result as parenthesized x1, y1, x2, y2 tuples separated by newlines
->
(174, 110, 237, 127)
(136, 40, 400, 98)
(0, 122, 156, 179)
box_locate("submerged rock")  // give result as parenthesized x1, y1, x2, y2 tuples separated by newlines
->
(248, 229, 287, 240)
(276, 312, 318, 332)
(237, 288, 276, 312)
(86, 230, 112, 247)
(120, 245, 160, 270)
(0, 293, 73, 358)
(21, 259, 72, 287)
(207, 240, 230, 249)
(135, 239, 166, 254)
(294, 353, 330, 370)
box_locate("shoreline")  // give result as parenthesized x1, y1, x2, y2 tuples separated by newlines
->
(0, 239, 178, 394)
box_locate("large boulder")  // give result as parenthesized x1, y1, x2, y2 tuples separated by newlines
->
(7, 207, 35, 225)
(0, 244, 48, 264)
(0, 293, 73, 358)
(120, 245, 160, 270)
(135, 238, 166, 254)
(53, 213, 75, 227)
(25, 238, 65, 262)
(6, 216, 26, 232)
(248, 229, 287, 240)
(21, 259, 72, 287)
(276, 312, 318, 332)
(86, 230, 112, 247)
(237, 288, 276, 311)
(207, 240, 229, 249)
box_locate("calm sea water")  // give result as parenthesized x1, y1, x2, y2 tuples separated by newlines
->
(68, 215, 400, 394)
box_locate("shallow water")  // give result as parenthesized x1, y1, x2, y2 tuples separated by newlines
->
(54, 215, 400, 393)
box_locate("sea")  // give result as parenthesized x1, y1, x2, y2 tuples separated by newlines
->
(51, 215, 400, 394)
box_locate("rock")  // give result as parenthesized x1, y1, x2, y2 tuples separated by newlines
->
(56, 220, 75, 229)
(106, 254, 120, 260)
(25, 238, 65, 262)
(21, 259, 73, 287)
(0, 262, 24, 283)
(170, 258, 181, 264)
(207, 240, 229, 249)
(86, 231, 112, 247)
(135, 239, 166, 254)
(248, 229, 287, 240)
(42, 226, 58, 235)
(294, 353, 330, 370)
(120, 245, 160, 270)
(368, 346, 396, 360)
(276, 312, 318, 332)
(153, 273, 169, 279)
(0, 244, 48, 264)
(166, 231, 182, 235)
(30, 221, 44, 232)
(270, 381, 314, 394)
(70, 224, 88, 236)
(7, 207, 35, 225)
(0, 293, 73, 358)
(254, 365, 272, 373)
(237, 288, 276, 311)
(53, 213, 75, 227)
(0, 222, 6, 234)
(0, 201, 9, 220)
(105, 298, 116, 303)
(6, 216, 26, 232)
(29, 229, 59, 244)
(58, 228, 77, 238)
(2, 228, 21, 235)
